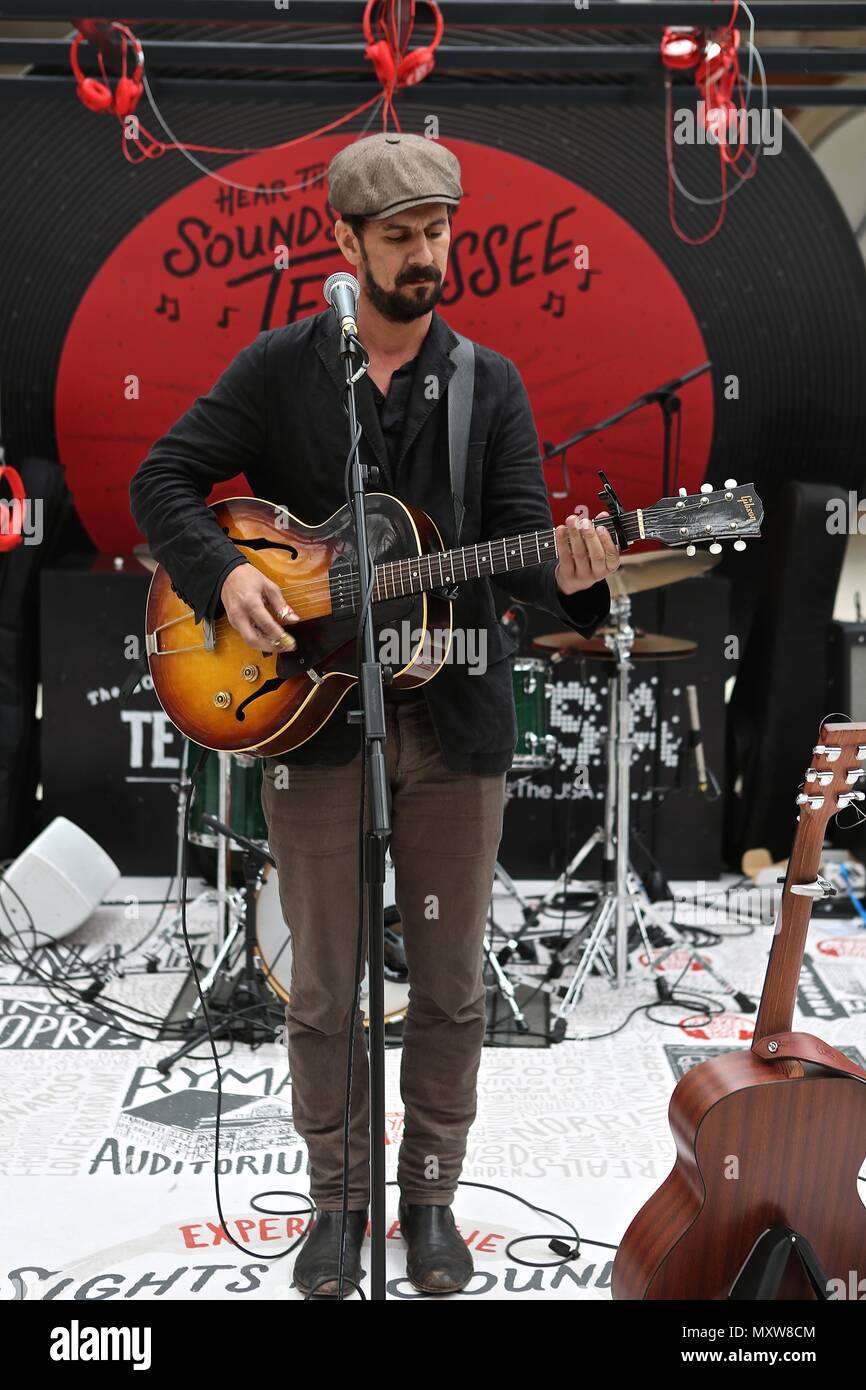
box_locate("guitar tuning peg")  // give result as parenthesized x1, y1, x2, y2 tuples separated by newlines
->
(733, 539, 747, 551)
(678, 487, 688, 497)
(724, 478, 738, 488)
(709, 542, 723, 554)
(686, 544, 696, 556)
(700, 483, 713, 494)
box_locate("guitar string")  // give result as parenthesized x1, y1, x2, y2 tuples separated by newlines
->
(205, 523, 740, 641)
(226, 505, 735, 604)
(203, 517, 634, 637)
(193, 501, 748, 640)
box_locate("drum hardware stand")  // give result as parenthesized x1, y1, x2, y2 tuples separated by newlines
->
(488, 475, 629, 968)
(492, 859, 537, 927)
(483, 909, 530, 1034)
(544, 591, 669, 1033)
(548, 600, 750, 1038)
(158, 744, 243, 951)
(157, 816, 279, 1071)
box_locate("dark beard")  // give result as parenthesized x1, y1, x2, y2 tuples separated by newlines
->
(361, 255, 444, 323)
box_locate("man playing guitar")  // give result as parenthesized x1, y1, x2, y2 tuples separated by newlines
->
(130, 131, 620, 1296)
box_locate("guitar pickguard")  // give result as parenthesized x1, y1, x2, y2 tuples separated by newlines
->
(275, 596, 422, 679)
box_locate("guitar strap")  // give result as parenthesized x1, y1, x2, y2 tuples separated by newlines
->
(447, 333, 475, 545)
(752, 1031, 866, 1084)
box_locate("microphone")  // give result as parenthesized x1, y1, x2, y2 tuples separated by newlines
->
(323, 271, 360, 339)
(686, 684, 708, 793)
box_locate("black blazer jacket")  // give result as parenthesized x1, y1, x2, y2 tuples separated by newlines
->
(129, 308, 611, 773)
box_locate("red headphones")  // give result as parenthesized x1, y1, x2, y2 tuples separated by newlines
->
(660, 27, 704, 72)
(0, 463, 26, 553)
(661, 22, 743, 156)
(70, 21, 144, 118)
(363, 0, 443, 90)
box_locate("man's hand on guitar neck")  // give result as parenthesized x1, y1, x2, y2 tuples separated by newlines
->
(220, 563, 300, 653)
(554, 509, 621, 596)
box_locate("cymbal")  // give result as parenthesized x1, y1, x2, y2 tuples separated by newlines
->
(608, 548, 721, 597)
(533, 629, 697, 661)
(133, 543, 157, 573)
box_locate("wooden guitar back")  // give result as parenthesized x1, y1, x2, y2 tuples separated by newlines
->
(612, 1049, 866, 1300)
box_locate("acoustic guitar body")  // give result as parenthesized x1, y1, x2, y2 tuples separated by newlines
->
(144, 494, 452, 755)
(612, 1048, 866, 1299)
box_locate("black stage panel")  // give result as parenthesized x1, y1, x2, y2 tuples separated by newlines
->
(40, 558, 178, 875)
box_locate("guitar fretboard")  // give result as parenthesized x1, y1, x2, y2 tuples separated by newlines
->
(373, 526, 559, 600)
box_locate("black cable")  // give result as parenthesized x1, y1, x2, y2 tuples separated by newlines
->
(0, 866, 274, 1050)
(566, 992, 726, 1042)
(108, 870, 177, 964)
(454, 1180, 617, 1269)
(170, 744, 348, 1295)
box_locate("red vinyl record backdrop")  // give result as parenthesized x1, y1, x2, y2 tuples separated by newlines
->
(2, 83, 865, 574)
(3, 82, 866, 875)
(52, 135, 714, 551)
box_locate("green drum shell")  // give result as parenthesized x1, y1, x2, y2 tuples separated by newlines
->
(511, 658, 554, 769)
(185, 742, 269, 849)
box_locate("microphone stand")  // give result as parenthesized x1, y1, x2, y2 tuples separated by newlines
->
(544, 361, 712, 501)
(340, 324, 390, 1303)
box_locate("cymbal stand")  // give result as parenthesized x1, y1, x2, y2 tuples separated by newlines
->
(550, 597, 748, 1037)
(550, 596, 670, 1037)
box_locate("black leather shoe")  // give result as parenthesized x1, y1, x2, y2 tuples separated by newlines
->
(398, 1199, 474, 1294)
(294, 1209, 368, 1298)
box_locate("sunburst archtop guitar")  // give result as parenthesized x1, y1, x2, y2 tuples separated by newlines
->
(143, 482, 763, 756)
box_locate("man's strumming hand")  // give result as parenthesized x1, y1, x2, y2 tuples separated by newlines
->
(220, 563, 299, 653)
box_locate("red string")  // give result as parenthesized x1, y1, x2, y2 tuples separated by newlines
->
(120, 91, 384, 164)
(100, 5, 428, 165)
(664, 76, 728, 247)
(664, 0, 758, 245)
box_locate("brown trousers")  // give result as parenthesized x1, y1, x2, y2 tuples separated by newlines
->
(260, 698, 507, 1210)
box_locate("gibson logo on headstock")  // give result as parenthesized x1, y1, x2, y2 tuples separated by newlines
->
(738, 494, 757, 524)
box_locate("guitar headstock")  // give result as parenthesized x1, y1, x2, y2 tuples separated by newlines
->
(643, 480, 764, 554)
(796, 722, 866, 826)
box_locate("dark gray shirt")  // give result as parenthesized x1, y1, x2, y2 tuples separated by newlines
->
(368, 356, 425, 703)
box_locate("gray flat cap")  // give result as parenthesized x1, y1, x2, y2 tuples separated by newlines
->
(327, 132, 463, 220)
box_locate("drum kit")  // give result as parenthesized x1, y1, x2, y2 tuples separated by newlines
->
(488, 544, 742, 1036)
(140, 543, 728, 1038)
(156, 742, 412, 1029)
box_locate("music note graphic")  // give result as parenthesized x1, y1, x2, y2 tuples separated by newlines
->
(541, 291, 565, 319)
(155, 293, 180, 322)
(217, 306, 240, 329)
(577, 269, 601, 294)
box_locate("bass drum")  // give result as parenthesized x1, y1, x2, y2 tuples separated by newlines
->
(256, 856, 410, 1025)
